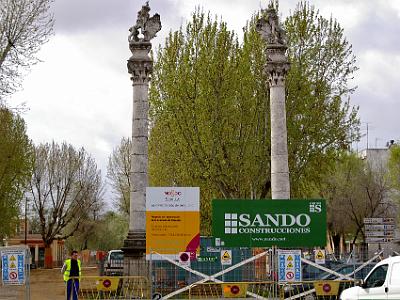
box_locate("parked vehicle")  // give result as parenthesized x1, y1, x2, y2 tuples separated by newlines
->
(340, 255, 400, 299)
(104, 250, 124, 276)
(318, 263, 375, 280)
(285, 262, 376, 299)
(302, 260, 343, 280)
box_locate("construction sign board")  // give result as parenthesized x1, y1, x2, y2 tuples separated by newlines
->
(364, 218, 394, 224)
(1, 247, 26, 285)
(364, 217, 395, 243)
(212, 199, 326, 247)
(146, 187, 200, 260)
(278, 249, 302, 282)
(314, 281, 340, 296)
(315, 249, 326, 264)
(220, 250, 232, 266)
(222, 283, 248, 298)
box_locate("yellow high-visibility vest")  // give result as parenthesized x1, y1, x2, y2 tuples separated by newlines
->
(63, 259, 81, 282)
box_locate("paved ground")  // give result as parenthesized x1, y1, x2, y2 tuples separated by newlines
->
(0, 267, 98, 300)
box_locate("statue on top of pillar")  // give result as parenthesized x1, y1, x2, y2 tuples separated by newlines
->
(256, 1, 287, 47)
(128, 1, 161, 44)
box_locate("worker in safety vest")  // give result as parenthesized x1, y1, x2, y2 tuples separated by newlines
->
(61, 250, 81, 300)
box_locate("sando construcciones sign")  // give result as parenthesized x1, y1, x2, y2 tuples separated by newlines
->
(212, 199, 326, 247)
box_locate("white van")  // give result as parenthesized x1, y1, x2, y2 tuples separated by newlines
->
(104, 250, 124, 276)
(340, 256, 400, 299)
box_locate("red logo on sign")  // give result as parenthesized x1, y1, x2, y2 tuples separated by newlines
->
(286, 271, 294, 280)
(323, 283, 331, 293)
(103, 279, 111, 288)
(9, 272, 17, 280)
(180, 252, 189, 262)
(231, 285, 240, 294)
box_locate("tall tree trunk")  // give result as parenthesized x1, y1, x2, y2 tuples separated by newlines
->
(44, 245, 53, 269)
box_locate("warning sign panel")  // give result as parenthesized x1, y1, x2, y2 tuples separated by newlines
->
(1, 247, 26, 285)
(278, 249, 302, 283)
(220, 250, 232, 266)
(315, 249, 326, 264)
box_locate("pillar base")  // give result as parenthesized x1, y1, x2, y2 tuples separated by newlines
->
(122, 231, 150, 278)
(122, 231, 146, 258)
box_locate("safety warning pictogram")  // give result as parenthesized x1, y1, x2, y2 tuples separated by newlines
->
(278, 249, 302, 283)
(286, 271, 294, 280)
(315, 249, 325, 264)
(1, 247, 26, 285)
(220, 250, 232, 265)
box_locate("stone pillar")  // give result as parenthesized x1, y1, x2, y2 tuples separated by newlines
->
(122, 2, 161, 276)
(257, 2, 290, 200)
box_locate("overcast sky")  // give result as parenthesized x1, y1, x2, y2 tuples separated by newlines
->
(11, 0, 400, 200)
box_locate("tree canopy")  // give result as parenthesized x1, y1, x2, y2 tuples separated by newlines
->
(323, 153, 392, 249)
(27, 141, 103, 267)
(0, 0, 53, 101)
(0, 107, 33, 243)
(388, 144, 400, 195)
(147, 2, 360, 233)
(107, 137, 131, 215)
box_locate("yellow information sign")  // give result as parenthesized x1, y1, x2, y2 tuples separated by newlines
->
(222, 283, 248, 298)
(96, 277, 120, 292)
(314, 281, 340, 296)
(146, 187, 200, 260)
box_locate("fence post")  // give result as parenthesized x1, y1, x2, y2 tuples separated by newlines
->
(25, 248, 31, 300)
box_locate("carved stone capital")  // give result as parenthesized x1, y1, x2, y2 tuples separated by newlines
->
(127, 42, 153, 84)
(265, 46, 290, 87)
(128, 59, 153, 84)
(266, 63, 290, 87)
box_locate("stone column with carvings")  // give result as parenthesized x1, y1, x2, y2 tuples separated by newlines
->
(123, 1, 161, 270)
(257, 2, 290, 199)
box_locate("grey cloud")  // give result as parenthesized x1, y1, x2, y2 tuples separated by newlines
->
(347, 5, 400, 53)
(52, 0, 181, 34)
(351, 88, 400, 148)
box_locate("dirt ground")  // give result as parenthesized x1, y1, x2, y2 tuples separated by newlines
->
(0, 267, 98, 300)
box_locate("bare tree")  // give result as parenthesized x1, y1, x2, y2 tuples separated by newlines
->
(107, 137, 131, 215)
(0, 0, 53, 100)
(324, 153, 393, 254)
(27, 141, 103, 268)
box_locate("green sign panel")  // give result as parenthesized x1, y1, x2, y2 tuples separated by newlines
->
(212, 199, 326, 247)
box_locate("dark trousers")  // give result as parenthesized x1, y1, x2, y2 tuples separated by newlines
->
(66, 279, 79, 300)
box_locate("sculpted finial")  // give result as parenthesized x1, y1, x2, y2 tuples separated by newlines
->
(256, 3, 286, 47)
(129, 2, 162, 44)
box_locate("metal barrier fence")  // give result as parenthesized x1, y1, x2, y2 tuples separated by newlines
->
(67, 276, 150, 299)
(98, 245, 384, 299)
(188, 280, 357, 299)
